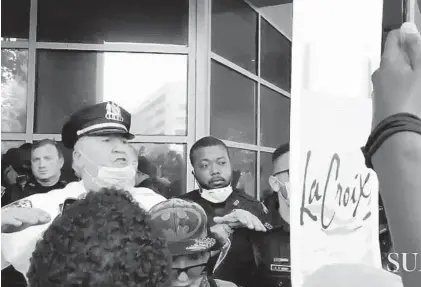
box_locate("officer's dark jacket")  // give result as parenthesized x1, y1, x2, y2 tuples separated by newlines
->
(178, 188, 272, 287)
(6, 176, 68, 204)
(252, 192, 291, 287)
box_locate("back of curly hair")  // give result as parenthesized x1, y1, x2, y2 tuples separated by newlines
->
(27, 189, 171, 287)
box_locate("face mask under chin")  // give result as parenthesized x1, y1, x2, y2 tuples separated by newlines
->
(78, 151, 136, 191)
(200, 185, 233, 203)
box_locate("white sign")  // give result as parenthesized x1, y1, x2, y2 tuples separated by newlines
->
(290, 0, 384, 286)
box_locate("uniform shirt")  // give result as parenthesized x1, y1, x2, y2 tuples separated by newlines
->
(252, 192, 291, 287)
(1, 181, 166, 278)
(15, 176, 68, 201)
(178, 188, 273, 287)
(302, 263, 403, 287)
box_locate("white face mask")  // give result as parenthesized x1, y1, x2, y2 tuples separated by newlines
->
(269, 176, 290, 205)
(78, 151, 136, 190)
(200, 185, 233, 203)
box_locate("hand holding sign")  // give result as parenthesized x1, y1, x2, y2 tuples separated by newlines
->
(372, 22, 421, 128)
(214, 209, 267, 232)
(1, 207, 51, 233)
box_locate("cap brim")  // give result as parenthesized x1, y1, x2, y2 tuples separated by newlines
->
(86, 128, 135, 140)
(168, 237, 216, 256)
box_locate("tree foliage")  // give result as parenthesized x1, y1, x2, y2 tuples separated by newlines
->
(1, 49, 28, 132)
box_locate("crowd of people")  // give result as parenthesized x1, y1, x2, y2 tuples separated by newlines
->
(2, 14, 421, 287)
(1, 100, 292, 287)
(1, 140, 186, 209)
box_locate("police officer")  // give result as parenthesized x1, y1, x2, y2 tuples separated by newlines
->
(178, 136, 272, 287)
(253, 143, 291, 287)
(1, 101, 166, 280)
(150, 198, 237, 287)
(8, 140, 68, 204)
(1, 146, 32, 207)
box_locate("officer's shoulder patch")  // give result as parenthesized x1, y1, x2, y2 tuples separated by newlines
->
(2, 199, 32, 210)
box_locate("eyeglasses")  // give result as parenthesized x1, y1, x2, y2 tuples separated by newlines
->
(171, 263, 207, 278)
(269, 170, 289, 201)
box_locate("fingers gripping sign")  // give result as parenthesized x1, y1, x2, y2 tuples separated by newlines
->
(214, 209, 267, 232)
(373, 22, 421, 128)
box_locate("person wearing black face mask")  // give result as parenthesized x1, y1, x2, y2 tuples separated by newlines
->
(177, 136, 273, 287)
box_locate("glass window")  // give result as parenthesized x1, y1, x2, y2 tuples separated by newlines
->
(260, 86, 290, 148)
(260, 151, 273, 201)
(35, 51, 188, 135)
(130, 143, 187, 198)
(211, 0, 257, 73)
(1, 141, 25, 155)
(210, 61, 256, 144)
(261, 19, 291, 92)
(1, 49, 28, 133)
(1, 0, 30, 41)
(37, 0, 189, 45)
(229, 147, 256, 198)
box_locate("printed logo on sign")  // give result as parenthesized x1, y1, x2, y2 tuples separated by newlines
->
(105, 102, 124, 122)
(387, 253, 421, 273)
(299, 150, 372, 234)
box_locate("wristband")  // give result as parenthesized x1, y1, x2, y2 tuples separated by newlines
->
(362, 113, 421, 169)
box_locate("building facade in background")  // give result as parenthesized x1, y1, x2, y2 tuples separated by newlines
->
(1, 0, 292, 199)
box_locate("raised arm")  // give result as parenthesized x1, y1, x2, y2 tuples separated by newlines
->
(370, 23, 421, 287)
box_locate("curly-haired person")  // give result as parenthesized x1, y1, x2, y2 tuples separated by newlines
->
(26, 189, 172, 287)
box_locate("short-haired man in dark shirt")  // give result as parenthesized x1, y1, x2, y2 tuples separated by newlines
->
(18, 139, 68, 201)
(178, 136, 272, 287)
(253, 143, 291, 287)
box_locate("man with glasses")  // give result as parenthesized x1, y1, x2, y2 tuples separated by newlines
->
(150, 198, 237, 287)
(252, 143, 291, 287)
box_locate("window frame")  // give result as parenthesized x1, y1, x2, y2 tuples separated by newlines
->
(1, 0, 292, 199)
(200, 0, 291, 199)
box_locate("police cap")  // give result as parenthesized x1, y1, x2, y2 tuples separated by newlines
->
(61, 101, 134, 149)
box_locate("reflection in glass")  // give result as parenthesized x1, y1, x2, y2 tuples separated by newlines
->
(130, 143, 186, 198)
(228, 147, 256, 198)
(1, 49, 28, 133)
(261, 19, 291, 91)
(35, 51, 188, 135)
(210, 61, 256, 144)
(260, 152, 273, 201)
(260, 86, 290, 148)
(212, 0, 257, 73)
(1, 0, 30, 40)
(37, 0, 189, 45)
